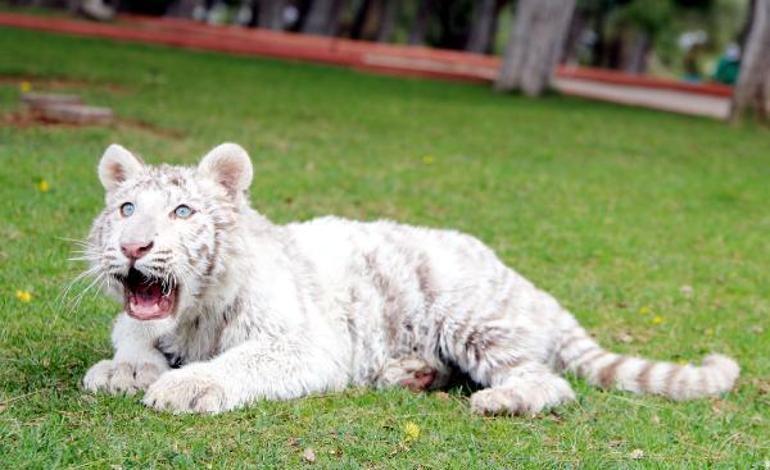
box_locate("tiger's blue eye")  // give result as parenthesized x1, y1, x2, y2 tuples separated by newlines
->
(174, 204, 193, 219)
(120, 202, 135, 217)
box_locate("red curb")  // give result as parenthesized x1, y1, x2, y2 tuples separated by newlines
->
(0, 11, 734, 98)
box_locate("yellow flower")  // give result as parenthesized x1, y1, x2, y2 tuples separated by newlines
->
(638, 306, 651, 315)
(422, 155, 435, 165)
(37, 179, 50, 192)
(15, 290, 32, 302)
(20, 81, 32, 93)
(403, 421, 421, 441)
(651, 315, 664, 325)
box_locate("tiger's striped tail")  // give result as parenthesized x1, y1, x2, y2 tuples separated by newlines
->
(556, 327, 739, 400)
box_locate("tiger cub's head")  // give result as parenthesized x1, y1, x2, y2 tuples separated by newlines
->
(86, 143, 253, 321)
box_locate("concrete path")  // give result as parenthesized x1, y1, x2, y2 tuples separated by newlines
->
(553, 77, 731, 119)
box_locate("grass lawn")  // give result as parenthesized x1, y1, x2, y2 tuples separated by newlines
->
(1, 26, 769, 468)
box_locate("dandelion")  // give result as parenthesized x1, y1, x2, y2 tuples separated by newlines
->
(403, 421, 421, 441)
(37, 179, 50, 192)
(651, 315, 664, 325)
(422, 155, 435, 165)
(20, 81, 32, 93)
(15, 290, 32, 302)
(638, 306, 651, 315)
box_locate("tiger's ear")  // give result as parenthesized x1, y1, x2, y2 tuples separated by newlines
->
(98, 144, 145, 192)
(198, 143, 253, 195)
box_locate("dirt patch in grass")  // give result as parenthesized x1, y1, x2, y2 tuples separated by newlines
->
(1, 74, 181, 138)
(1, 107, 185, 139)
(0, 74, 130, 93)
(117, 117, 186, 139)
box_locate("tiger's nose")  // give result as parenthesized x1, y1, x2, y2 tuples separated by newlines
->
(121, 241, 154, 260)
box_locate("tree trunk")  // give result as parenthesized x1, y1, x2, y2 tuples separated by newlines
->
(408, 0, 432, 45)
(732, 0, 770, 121)
(466, 0, 497, 53)
(350, 0, 373, 39)
(623, 31, 651, 74)
(376, 0, 399, 42)
(496, 0, 576, 96)
(165, 0, 198, 17)
(590, 5, 607, 67)
(258, 0, 287, 29)
(433, 0, 472, 50)
(560, 7, 586, 64)
(486, 0, 507, 54)
(291, 0, 314, 32)
(738, 0, 757, 48)
(302, 0, 348, 36)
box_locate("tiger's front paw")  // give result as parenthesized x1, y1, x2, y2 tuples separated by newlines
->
(142, 368, 229, 414)
(83, 359, 166, 395)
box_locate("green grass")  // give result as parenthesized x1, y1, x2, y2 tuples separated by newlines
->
(1, 26, 769, 468)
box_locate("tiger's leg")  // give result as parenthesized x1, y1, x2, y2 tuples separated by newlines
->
(441, 314, 575, 416)
(468, 361, 575, 416)
(83, 313, 172, 395)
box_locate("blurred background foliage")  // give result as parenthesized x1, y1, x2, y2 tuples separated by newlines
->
(0, 0, 752, 80)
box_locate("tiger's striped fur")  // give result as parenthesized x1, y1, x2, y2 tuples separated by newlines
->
(81, 143, 739, 415)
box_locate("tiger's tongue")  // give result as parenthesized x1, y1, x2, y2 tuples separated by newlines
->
(129, 283, 171, 320)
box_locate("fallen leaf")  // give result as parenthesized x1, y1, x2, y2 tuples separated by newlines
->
(709, 399, 738, 415)
(615, 332, 634, 344)
(651, 414, 660, 425)
(389, 441, 410, 457)
(302, 448, 316, 463)
(753, 378, 770, 395)
(546, 410, 564, 423)
(81, 394, 96, 404)
(629, 449, 645, 460)
(607, 439, 623, 448)
(680, 285, 694, 297)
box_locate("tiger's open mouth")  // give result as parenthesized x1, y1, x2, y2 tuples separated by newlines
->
(119, 268, 177, 321)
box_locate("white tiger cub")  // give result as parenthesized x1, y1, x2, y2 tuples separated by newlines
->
(82, 143, 740, 415)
